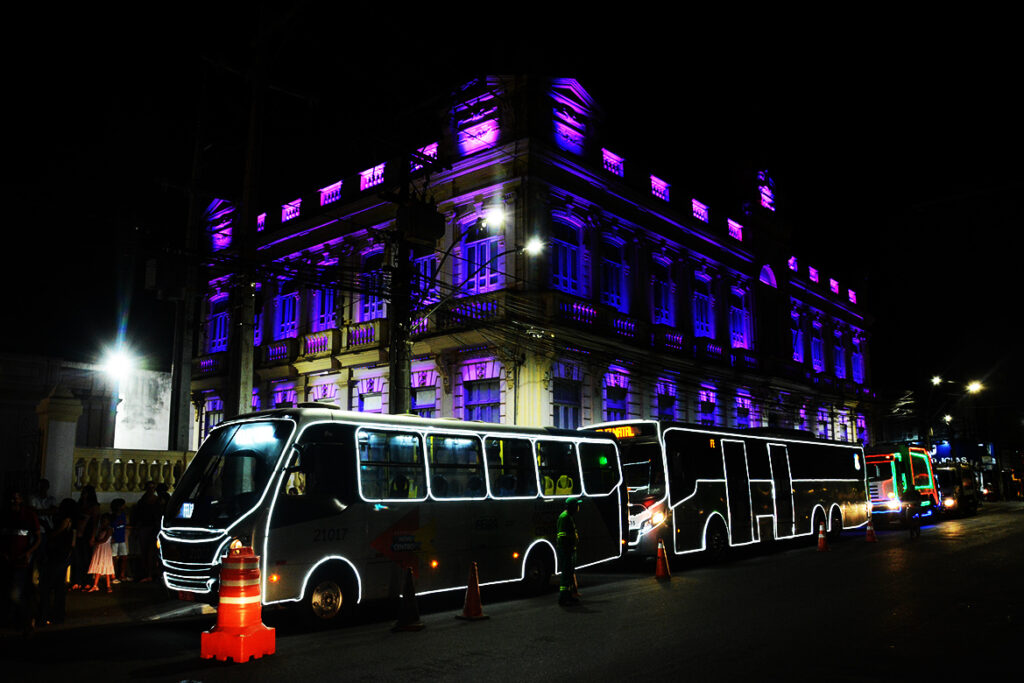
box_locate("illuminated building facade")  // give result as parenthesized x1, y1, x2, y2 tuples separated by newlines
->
(189, 76, 874, 447)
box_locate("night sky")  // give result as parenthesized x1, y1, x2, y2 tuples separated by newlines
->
(6, 9, 1021, 428)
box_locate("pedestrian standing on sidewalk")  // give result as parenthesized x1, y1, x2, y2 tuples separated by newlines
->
(86, 514, 114, 593)
(71, 486, 99, 590)
(109, 499, 129, 582)
(133, 482, 162, 583)
(2, 490, 41, 635)
(37, 498, 76, 626)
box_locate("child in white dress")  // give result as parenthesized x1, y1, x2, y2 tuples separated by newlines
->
(86, 513, 115, 593)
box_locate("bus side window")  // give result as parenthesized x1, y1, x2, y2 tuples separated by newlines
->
(536, 440, 581, 496)
(485, 437, 538, 498)
(426, 434, 486, 499)
(358, 430, 425, 501)
(579, 442, 619, 495)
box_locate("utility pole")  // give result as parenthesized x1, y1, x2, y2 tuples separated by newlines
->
(386, 151, 446, 415)
(223, 63, 264, 420)
(167, 110, 202, 451)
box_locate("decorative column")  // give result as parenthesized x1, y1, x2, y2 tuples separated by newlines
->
(36, 386, 83, 501)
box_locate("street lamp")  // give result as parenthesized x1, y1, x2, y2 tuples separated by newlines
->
(966, 380, 984, 394)
(102, 346, 136, 384)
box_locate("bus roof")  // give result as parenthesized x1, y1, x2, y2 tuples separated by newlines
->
(585, 419, 863, 447)
(214, 406, 618, 441)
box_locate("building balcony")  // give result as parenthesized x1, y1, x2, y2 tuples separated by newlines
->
(694, 338, 725, 363)
(730, 348, 760, 370)
(411, 291, 509, 337)
(542, 292, 648, 342)
(193, 352, 227, 377)
(652, 326, 687, 352)
(345, 319, 385, 350)
(260, 337, 298, 367)
(300, 328, 341, 360)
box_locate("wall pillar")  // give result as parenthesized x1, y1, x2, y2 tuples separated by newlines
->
(36, 386, 83, 501)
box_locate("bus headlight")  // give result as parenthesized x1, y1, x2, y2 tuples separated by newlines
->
(943, 498, 956, 508)
(886, 500, 901, 511)
(652, 510, 666, 526)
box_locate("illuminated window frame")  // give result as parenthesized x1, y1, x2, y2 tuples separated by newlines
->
(651, 175, 670, 202)
(692, 199, 709, 223)
(281, 198, 301, 223)
(359, 163, 385, 191)
(692, 271, 716, 339)
(727, 219, 743, 241)
(602, 148, 624, 177)
(319, 181, 342, 206)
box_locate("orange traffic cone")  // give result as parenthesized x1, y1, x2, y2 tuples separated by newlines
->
(865, 517, 878, 542)
(655, 537, 671, 581)
(816, 522, 829, 552)
(392, 567, 425, 631)
(200, 546, 275, 663)
(456, 562, 489, 620)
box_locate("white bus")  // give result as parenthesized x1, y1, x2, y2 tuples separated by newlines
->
(584, 420, 869, 559)
(160, 406, 625, 621)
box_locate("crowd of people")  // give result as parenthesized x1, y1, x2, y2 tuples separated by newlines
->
(1, 478, 170, 636)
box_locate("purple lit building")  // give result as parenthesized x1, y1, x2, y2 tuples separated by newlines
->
(189, 76, 874, 446)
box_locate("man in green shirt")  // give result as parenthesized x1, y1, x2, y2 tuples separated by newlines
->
(557, 498, 580, 606)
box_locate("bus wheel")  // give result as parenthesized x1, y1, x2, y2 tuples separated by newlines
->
(827, 509, 843, 542)
(306, 567, 354, 624)
(520, 548, 553, 596)
(704, 519, 729, 562)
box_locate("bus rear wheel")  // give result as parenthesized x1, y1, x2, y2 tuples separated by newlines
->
(704, 519, 729, 562)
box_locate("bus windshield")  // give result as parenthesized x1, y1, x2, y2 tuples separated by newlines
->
(167, 420, 294, 528)
(866, 463, 891, 482)
(621, 442, 664, 497)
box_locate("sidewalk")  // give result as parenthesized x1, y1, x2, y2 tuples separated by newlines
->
(2, 577, 211, 639)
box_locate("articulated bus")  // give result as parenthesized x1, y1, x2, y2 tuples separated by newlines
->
(160, 406, 624, 622)
(865, 445, 940, 524)
(583, 420, 870, 558)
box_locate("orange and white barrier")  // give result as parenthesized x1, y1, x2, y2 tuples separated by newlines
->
(865, 518, 878, 542)
(816, 522, 829, 552)
(201, 547, 275, 662)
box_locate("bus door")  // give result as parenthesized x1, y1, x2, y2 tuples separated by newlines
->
(722, 439, 753, 545)
(768, 444, 794, 538)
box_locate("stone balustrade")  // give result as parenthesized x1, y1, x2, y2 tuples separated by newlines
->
(72, 447, 195, 497)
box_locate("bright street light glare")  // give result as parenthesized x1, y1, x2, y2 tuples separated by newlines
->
(524, 237, 544, 255)
(931, 375, 942, 386)
(103, 348, 135, 382)
(484, 207, 504, 228)
(966, 381, 983, 394)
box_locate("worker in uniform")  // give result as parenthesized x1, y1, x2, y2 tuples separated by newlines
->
(556, 497, 581, 606)
(902, 485, 924, 538)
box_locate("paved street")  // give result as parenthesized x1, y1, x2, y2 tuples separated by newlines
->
(4, 502, 1022, 682)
